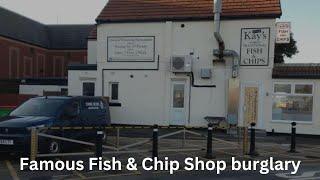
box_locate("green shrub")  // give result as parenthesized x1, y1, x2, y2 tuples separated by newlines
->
(0, 109, 11, 117)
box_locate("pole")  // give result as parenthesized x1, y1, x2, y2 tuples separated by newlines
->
(30, 128, 38, 161)
(96, 130, 103, 157)
(289, 122, 297, 153)
(206, 123, 215, 159)
(249, 122, 258, 156)
(116, 127, 120, 150)
(183, 127, 186, 148)
(152, 124, 159, 158)
(242, 127, 248, 155)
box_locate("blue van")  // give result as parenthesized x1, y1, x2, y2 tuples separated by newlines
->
(0, 96, 110, 154)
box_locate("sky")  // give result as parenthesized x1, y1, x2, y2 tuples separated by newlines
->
(0, 0, 319, 63)
(280, 0, 320, 63)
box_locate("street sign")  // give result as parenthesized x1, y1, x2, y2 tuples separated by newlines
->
(276, 22, 291, 44)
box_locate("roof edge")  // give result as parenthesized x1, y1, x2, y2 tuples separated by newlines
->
(68, 64, 97, 71)
(96, 14, 281, 24)
(272, 75, 320, 79)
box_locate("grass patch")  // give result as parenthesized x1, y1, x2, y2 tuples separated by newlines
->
(0, 109, 11, 117)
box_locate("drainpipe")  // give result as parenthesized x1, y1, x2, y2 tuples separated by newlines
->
(213, 0, 240, 128)
(213, 0, 239, 78)
(214, 0, 225, 61)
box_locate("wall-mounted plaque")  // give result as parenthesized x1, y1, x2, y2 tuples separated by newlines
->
(107, 36, 155, 62)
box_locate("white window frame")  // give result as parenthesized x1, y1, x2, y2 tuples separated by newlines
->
(272, 82, 314, 124)
(109, 82, 119, 102)
(273, 82, 292, 95)
(293, 83, 314, 95)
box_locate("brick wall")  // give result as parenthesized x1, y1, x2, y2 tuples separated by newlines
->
(0, 36, 87, 80)
(0, 94, 36, 107)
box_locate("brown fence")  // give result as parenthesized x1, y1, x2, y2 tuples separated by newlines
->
(0, 93, 36, 108)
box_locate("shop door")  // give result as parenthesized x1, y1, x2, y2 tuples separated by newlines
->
(240, 83, 264, 129)
(170, 80, 188, 126)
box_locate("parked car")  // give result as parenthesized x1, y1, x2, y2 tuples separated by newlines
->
(0, 96, 110, 154)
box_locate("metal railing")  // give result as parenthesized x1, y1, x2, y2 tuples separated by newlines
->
(30, 123, 299, 161)
(30, 124, 223, 160)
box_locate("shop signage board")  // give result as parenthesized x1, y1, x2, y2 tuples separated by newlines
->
(276, 22, 291, 44)
(107, 36, 155, 62)
(240, 28, 270, 66)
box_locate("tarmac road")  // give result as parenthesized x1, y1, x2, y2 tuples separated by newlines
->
(0, 129, 319, 180)
(95, 163, 320, 180)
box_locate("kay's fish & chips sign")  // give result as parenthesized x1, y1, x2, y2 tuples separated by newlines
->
(240, 28, 270, 66)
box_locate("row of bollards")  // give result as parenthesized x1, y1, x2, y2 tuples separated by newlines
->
(289, 122, 297, 153)
(152, 125, 159, 158)
(95, 130, 104, 157)
(206, 123, 214, 159)
(94, 122, 298, 158)
(248, 122, 297, 156)
(94, 125, 161, 158)
(249, 123, 258, 156)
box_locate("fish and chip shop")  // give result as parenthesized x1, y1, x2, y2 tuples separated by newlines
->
(68, 0, 320, 135)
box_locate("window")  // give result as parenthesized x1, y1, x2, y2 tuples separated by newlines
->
(70, 101, 80, 115)
(272, 83, 313, 122)
(173, 84, 185, 108)
(23, 57, 33, 77)
(9, 48, 19, 78)
(37, 54, 45, 77)
(274, 84, 291, 94)
(62, 100, 80, 120)
(10, 99, 66, 117)
(61, 88, 68, 96)
(83, 82, 95, 96)
(53, 56, 64, 77)
(110, 83, 119, 101)
(295, 84, 313, 94)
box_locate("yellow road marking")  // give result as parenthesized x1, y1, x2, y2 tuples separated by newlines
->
(81, 147, 142, 176)
(72, 170, 86, 179)
(152, 168, 187, 174)
(5, 160, 20, 180)
(102, 155, 142, 174)
(56, 158, 86, 179)
(68, 172, 140, 180)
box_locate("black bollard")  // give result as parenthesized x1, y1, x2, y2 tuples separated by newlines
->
(206, 123, 215, 159)
(152, 125, 159, 158)
(289, 122, 297, 153)
(95, 130, 103, 157)
(249, 122, 258, 156)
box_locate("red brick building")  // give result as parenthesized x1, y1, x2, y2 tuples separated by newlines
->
(0, 6, 94, 93)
